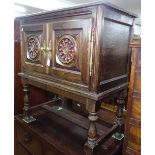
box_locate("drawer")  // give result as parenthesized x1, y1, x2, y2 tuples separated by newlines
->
(126, 147, 141, 155)
(131, 97, 141, 120)
(16, 124, 42, 155)
(134, 71, 141, 93)
(128, 125, 141, 153)
(15, 142, 32, 155)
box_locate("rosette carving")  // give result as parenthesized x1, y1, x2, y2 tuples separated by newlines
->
(56, 35, 77, 67)
(27, 35, 40, 61)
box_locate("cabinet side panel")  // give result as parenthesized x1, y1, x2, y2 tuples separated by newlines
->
(100, 19, 130, 81)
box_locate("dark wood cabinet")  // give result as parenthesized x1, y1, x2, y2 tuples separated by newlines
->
(15, 2, 137, 155)
(123, 39, 141, 155)
(19, 3, 136, 96)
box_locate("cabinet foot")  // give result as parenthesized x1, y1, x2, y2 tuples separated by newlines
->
(22, 116, 36, 123)
(112, 132, 124, 141)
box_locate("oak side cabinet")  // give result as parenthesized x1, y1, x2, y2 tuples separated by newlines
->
(15, 2, 137, 155)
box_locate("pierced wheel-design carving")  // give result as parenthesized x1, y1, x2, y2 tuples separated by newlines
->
(57, 35, 77, 66)
(27, 35, 40, 61)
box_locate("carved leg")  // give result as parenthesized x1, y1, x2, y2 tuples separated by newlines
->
(22, 84, 36, 123)
(112, 93, 125, 140)
(84, 100, 100, 155)
(88, 112, 98, 145)
(84, 112, 98, 155)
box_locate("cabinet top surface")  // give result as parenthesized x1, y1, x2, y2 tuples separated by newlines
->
(16, 0, 137, 21)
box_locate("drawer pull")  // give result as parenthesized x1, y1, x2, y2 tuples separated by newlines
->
(23, 133, 32, 144)
(46, 40, 52, 52)
(40, 40, 46, 52)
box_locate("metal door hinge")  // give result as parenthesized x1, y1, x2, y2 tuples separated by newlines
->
(89, 28, 95, 77)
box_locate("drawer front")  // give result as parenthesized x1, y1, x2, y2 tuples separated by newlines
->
(131, 97, 141, 120)
(127, 124, 141, 153)
(15, 142, 32, 155)
(126, 148, 141, 155)
(16, 124, 42, 155)
(134, 71, 141, 93)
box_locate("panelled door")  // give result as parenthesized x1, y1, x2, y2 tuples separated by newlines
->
(48, 17, 93, 87)
(21, 23, 46, 74)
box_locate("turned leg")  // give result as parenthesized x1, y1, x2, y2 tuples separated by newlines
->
(84, 100, 100, 155)
(88, 112, 98, 145)
(84, 112, 98, 155)
(112, 93, 125, 140)
(22, 84, 36, 123)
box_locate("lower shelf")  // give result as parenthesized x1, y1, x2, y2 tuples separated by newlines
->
(15, 107, 123, 155)
(42, 104, 111, 136)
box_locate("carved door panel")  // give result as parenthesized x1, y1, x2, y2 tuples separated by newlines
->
(48, 18, 93, 87)
(21, 24, 46, 74)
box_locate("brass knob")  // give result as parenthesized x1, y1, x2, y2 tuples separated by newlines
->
(46, 40, 52, 52)
(40, 40, 46, 52)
